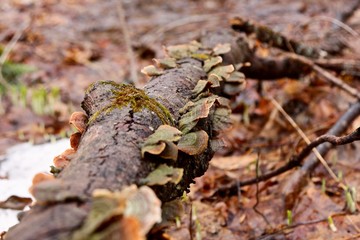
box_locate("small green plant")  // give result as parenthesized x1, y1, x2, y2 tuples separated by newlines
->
(30, 86, 47, 115)
(0, 49, 62, 117)
(1, 61, 36, 84)
(327, 216, 337, 232)
(321, 178, 326, 194)
(175, 216, 181, 228)
(286, 210, 293, 226)
(0, 58, 41, 115)
(345, 186, 357, 213)
(191, 205, 202, 240)
(337, 171, 343, 181)
(8, 84, 28, 107)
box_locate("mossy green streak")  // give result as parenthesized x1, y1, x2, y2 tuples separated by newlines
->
(88, 81, 174, 125)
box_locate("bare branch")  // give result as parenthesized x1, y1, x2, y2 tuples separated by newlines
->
(218, 101, 360, 191)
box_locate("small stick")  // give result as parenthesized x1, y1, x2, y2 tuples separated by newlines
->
(217, 101, 360, 192)
(0, 21, 29, 89)
(270, 97, 341, 185)
(256, 212, 347, 240)
(116, 0, 139, 85)
(253, 152, 270, 225)
(315, 58, 360, 75)
(140, 13, 226, 44)
(287, 54, 360, 100)
(312, 64, 360, 100)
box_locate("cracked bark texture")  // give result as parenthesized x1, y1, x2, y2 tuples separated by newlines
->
(5, 58, 212, 240)
(5, 29, 250, 240)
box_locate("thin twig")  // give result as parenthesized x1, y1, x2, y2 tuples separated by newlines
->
(0, 22, 29, 89)
(257, 212, 347, 240)
(270, 97, 341, 185)
(288, 54, 360, 100)
(314, 58, 360, 74)
(306, 16, 359, 37)
(312, 64, 360, 100)
(253, 152, 270, 225)
(217, 101, 360, 192)
(140, 13, 227, 44)
(346, 215, 360, 233)
(116, 0, 139, 85)
(189, 202, 194, 240)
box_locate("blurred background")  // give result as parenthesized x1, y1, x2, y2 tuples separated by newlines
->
(1, 0, 360, 238)
(1, 0, 358, 153)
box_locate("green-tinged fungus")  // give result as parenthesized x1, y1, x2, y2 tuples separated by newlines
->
(72, 185, 161, 240)
(177, 130, 209, 155)
(213, 43, 231, 55)
(192, 80, 211, 98)
(165, 41, 202, 59)
(208, 64, 235, 80)
(203, 56, 223, 72)
(141, 164, 184, 186)
(179, 97, 216, 134)
(153, 58, 177, 69)
(141, 65, 164, 77)
(141, 125, 182, 160)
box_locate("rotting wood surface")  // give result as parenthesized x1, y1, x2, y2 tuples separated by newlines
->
(5, 58, 214, 240)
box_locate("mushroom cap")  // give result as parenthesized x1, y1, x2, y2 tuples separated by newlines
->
(69, 112, 88, 133)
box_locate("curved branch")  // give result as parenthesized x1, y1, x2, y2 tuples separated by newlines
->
(219, 101, 360, 191)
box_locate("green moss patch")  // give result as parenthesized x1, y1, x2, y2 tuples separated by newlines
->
(88, 81, 174, 125)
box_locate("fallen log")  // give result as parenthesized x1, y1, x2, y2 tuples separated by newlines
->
(5, 30, 244, 240)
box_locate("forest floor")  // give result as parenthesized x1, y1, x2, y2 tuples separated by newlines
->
(1, 0, 360, 239)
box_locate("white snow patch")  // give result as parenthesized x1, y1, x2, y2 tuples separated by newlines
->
(0, 139, 69, 232)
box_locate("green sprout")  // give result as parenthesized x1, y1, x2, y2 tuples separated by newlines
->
(286, 210, 293, 226)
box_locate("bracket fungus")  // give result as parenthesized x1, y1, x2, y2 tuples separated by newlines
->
(140, 164, 184, 186)
(72, 185, 161, 240)
(203, 56, 223, 72)
(141, 65, 164, 77)
(213, 43, 231, 55)
(29, 172, 55, 196)
(177, 130, 209, 155)
(153, 57, 177, 69)
(53, 148, 76, 169)
(69, 111, 88, 133)
(70, 132, 82, 151)
(141, 125, 182, 160)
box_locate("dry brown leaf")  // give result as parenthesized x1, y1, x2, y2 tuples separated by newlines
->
(0, 195, 32, 210)
(210, 153, 258, 171)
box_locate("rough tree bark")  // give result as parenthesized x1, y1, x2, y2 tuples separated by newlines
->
(5, 24, 346, 239)
(5, 55, 222, 239)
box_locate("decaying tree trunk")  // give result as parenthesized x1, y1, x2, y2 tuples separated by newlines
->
(5, 26, 252, 238)
(5, 58, 215, 239)
(5, 20, 358, 239)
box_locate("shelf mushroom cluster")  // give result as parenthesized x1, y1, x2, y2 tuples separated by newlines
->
(29, 111, 88, 196)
